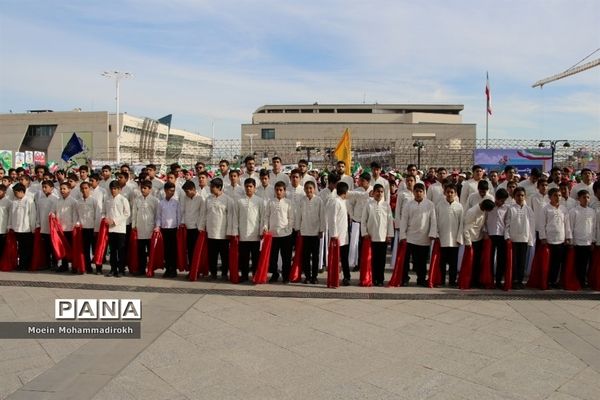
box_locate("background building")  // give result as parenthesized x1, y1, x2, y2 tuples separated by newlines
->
(0, 110, 212, 167)
(240, 104, 476, 169)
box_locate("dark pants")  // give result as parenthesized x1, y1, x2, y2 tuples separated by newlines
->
(239, 240, 260, 279)
(41, 233, 57, 269)
(548, 243, 565, 285)
(61, 231, 73, 269)
(470, 240, 483, 286)
(270, 235, 292, 280)
(405, 243, 430, 284)
(186, 228, 198, 267)
(0, 234, 4, 260)
(574, 245, 592, 287)
(512, 242, 528, 284)
(161, 228, 177, 274)
(124, 224, 131, 269)
(15, 232, 33, 270)
(371, 241, 387, 283)
(490, 235, 507, 285)
(208, 238, 229, 276)
(82, 228, 94, 272)
(340, 244, 350, 280)
(108, 232, 126, 274)
(439, 247, 459, 285)
(137, 239, 150, 274)
(302, 235, 320, 280)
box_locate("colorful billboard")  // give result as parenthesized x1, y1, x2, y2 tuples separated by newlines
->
(474, 148, 552, 174)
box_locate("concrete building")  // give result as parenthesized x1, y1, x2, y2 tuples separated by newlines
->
(241, 104, 476, 169)
(0, 110, 212, 167)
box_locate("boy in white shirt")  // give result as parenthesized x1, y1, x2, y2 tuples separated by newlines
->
(104, 181, 130, 277)
(264, 181, 295, 283)
(394, 175, 416, 231)
(0, 185, 9, 259)
(504, 187, 535, 289)
(327, 182, 350, 284)
(296, 181, 325, 284)
(180, 181, 204, 272)
(463, 199, 496, 287)
(466, 180, 494, 211)
(435, 184, 463, 286)
(54, 182, 79, 273)
(232, 178, 263, 282)
(347, 173, 373, 272)
(568, 190, 596, 288)
(155, 182, 181, 278)
(530, 178, 549, 239)
(256, 169, 275, 201)
(225, 170, 245, 200)
(559, 182, 578, 210)
(36, 180, 59, 270)
(8, 183, 37, 270)
(132, 181, 159, 276)
(540, 188, 572, 288)
(76, 182, 101, 273)
(485, 188, 509, 288)
(361, 184, 394, 286)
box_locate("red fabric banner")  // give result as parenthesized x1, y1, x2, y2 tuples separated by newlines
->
(128, 228, 139, 274)
(253, 232, 272, 284)
(49, 214, 71, 261)
(229, 236, 240, 283)
(30, 228, 46, 271)
(458, 245, 474, 290)
(176, 226, 188, 272)
(189, 230, 208, 281)
(428, 239, 442, 288)
(289, 235, 304, 282)
(562, 247, 581, 291)
(0, 230, 18, 271)
(589, 247, 600, 291)
(388, 240, 407, 287)
(71, 226, 86, 274)
(327, 238, 340, 288)
(146, 230, 164, 278)
(93, 218, 109, 266)
(504, 240, 513, 291)
(359, 237, 373, 287)
(479, 239, 494, 289)
(526, 244, 550, 290)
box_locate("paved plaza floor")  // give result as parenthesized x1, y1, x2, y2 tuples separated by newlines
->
(1, 270, 599, 400)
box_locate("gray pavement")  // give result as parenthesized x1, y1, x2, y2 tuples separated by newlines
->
(0, 270, 599, 400)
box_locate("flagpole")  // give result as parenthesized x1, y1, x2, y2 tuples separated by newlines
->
(486, 71, 489, 149)
(486, 103, 489, 149)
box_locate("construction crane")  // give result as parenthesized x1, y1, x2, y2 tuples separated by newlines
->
(532, 48, 600, 88)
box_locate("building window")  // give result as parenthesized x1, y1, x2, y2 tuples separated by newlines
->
(261, 128, 275, 140)
(20, 124, 57, 152)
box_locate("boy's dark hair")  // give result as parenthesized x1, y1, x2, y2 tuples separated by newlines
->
(182, 181, 196, 191)
(146, 163, 157, 170)
(373, 183, 384, 191)
(548, 188, 560, 197)
(80, 181, 91, 189)
(259, 168, 270, 177)
(504, 165, 515, 173)
(219, 159, 230, 166)
(436, 167, 447, 173)
(444, 183, 457, 193)
(495, 188, 509, 200)
(336, 182, 349, 195)
(530, 168, 542, 178)
(477, 180, 489, 191)
(67, 172, 78, 181)
(593, 181, 600, 193)
(0, 184, 6, 192)
(12, 183, 26, 193)
(290, 169, 301, 176)
(20, 174, 32, 182)
(407, 164, 417, 170)
(581, 168, 592, 174)
(79, 165, 89, 172)
(472, 165, 483, 172)
(272, 156, 282, 163)
(413, 183, 425, 191)
(359, 172, 371, 181)
(370, 161, 381, 169)
(42, 179, 54, 187)
(304, 181, 316, 189)
(297, 159, 308, 166)
(481, 199, 495, 211)
(102, 165, 111, 171)
(109, 181, 120, 190)
(118, 171, 129, 180)
(513, 187, 526, 196)
(90, 173, 101, 181)
(274, 181, 287, 189)
(537, 177, 548, 187)
(164, 182, 175, 190)
(577, 189, 590, 198)
(140, 181, 152, 190)
(198, 171, 209, 177)
(229, 169, 240, 176)
(211, 178, 223, 189)
(244, 155, 255, 164)
(244, 178, 256, 187)
(328, 172, 340, 185)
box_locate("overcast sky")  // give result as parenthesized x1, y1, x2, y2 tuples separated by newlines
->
(1, 0, 599, 140)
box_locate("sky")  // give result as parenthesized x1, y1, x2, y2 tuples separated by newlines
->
(1, 0, 599, 140)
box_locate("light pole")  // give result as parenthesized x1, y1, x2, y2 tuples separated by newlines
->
(413, 141, 425, 170)
(244, 133, 258, 155)
(538, 140, 570, 169)
(296, 145, 319, 163)
(102, 71, 133, 164)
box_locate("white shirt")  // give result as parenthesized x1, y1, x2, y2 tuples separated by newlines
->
(466, 192, 494, 211)
(224, 185, 245, 201)
(99, 178, 113, 193)
(361, 198, 394, 242)
(54, 196, 79, 232)
(256, 184, 275, 201)
(150, 178, 164, 198)
(35, 193, 58, 234)
(180, 193, 204, 229)
(90, 186, 107, 214)
(0, 197, 10, 234)
(539, 203, 572, 245)
(529, 192, 549, 232)
(286, 185, 306, 205)
(426, 181, 445, 205)
(233, 195, 264, 242)
(155, 198, 180, 229)
(568, 205, 596, 246)
(8, 195, 37, 233)
(263, 197, 294, 237)
(560, 196, 578, 210)
(104, 194, 130, 234)
(347, 186, 372, 222)
(300, 174, 316, 187)
(504, 203, 535, 245)
(132, 195, 159, 240)
(460, 179, 489, 208)
(485, 203, 508, 236)
(519, 179, 538, 199)
(200, 193, 234, 240)
(240, 171, 260, 183)
(270, 171, 290, 189)
(326, 197, 349, 246)
(463, 205, 486, 246)
(296, 195, 326, 236)
(394, 190, 414, 230)
(370, 176, 390, 204)
(399, 198, 437, 246)
(76, 196, 101, 231)
(339, 174, 355, 190)
(570, 182, 593, 200)
(436, 199, 463, 247)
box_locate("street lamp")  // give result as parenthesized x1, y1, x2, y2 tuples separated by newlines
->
(102, 71, 133, 164)
(538, 140, 570, 168)
(296, 145, 319, 163)
(413, 141, 425, 170)
(244, 133, 258, 155)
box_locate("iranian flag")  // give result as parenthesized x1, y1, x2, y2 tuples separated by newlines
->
(486, 72, 492, 115)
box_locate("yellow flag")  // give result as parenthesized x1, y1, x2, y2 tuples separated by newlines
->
(334, 128, 351, 175)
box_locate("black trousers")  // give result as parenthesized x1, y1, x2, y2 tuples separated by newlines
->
(547, 243, 565, 285)
(82, 228, 94, 271)
(239, 240, 260, 278)
(186, 228, 198, 267)
(137, 239, 150, 274)
(512, 242, 528, 284)
(108, 232, 126, 274)
(574, 245, 592, 287)
(124, 224, 131, 268)
(340, 244, 350, 280)
(0, 234, 4, 261)
(404, 243, 430, 284)
(41, 233, 57, 269)
(371, 241, 387, 283)
(15, 232, 33, 270)
(490, 235, 507, 285)
(302, 235, 320, 279)
(470, 240, 483, 286)
(208, 238, 229, 276)
(61, 231, 73, 268)
(439, 247, 459, 284)
(161, 228, 177, 274)
(270, 235, 292, 280)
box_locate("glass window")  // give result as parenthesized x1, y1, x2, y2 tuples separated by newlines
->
(261, 128, 275, 140)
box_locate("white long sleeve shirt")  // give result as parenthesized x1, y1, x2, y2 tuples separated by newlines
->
(560, 196, 578, 210)
(569, 205, 596, 246)
(90, 186, 107, 215)
(180, 193, 204, 229)
(539, 203, 572, 245)
(155, 198, 181, 229)
(269, 171, 290, 188)
(233, 195, 264, 242)
(286, 185, 306, 205)
(361, 198, 394, 242)
(76, 196, 101, 231)
(466, 192, 494, 211)
(518, 179, 538, 199)
(104, 194, 130, 234)
(53, 196, 79, 232)
(394, 190, 414, 229)
(339, 174, 355, 190)
(8, 195, 37, 233)
(529, 192, 549, 232)
(200, 193, 234, 239)
(504, 203, 535, 245)
(35, 193, 58, 234)
(256, 184, 275, 201)
(264, 197, 294, 238)
(460, 179, 489, 208)
(132, 195, 159, 240)
(399, 198, 437, 246)
(463, 205, 487, 246)
(485, 203, 508, 236)
(435, 199, 464, 247)
(347, 186, 372, 222)
(224, 185, 245, 201)
(150, 178, 164, 199)
(370, 176, 391, 204)
(426, 181, 445, 205)
(0, 197, 10, 234)
(296, 195, 326, 236)
(569, 182, 593, 200)
(326, 197, 349, 246)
